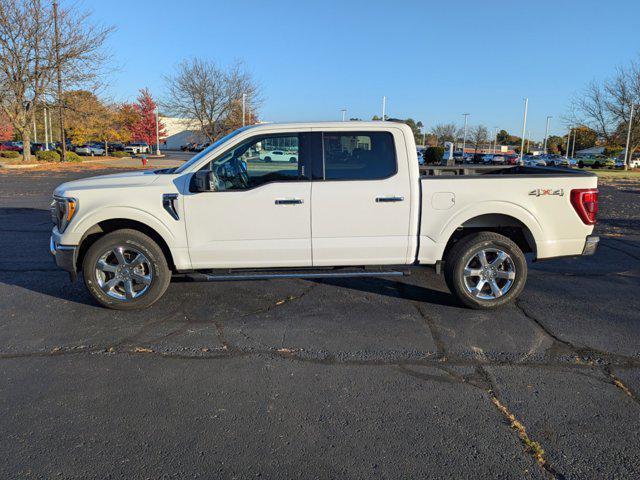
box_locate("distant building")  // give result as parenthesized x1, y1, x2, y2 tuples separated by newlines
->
(160, 116, 206, 150)
(575, 146, 605, 156)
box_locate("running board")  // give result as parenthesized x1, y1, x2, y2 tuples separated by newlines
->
(184, 270, 409, 282)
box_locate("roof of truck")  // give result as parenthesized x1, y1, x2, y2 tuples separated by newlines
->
(248, 121, 411, 130)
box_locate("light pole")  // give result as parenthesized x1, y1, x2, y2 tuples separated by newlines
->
(43, 107, 49, 151)
(461, 113, 470, 159)
(341, 109, 346, 122)
(571, 128, 577, 158)
(624, 104, 635, 171)
(543, 115, 552, 154)
(381, 96, 386, 121)
(493, 127, 498, 154)
(242, 93, 246, 127)
(155, 107, 160, 155)
(565, 127, 571, 160)
(422, 127, 427, 147)
(519, 98, 528, 163)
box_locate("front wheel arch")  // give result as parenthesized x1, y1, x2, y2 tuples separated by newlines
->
(76, 219, 176, 273)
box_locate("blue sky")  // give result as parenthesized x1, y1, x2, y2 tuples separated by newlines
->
(84, 0, 640, 139)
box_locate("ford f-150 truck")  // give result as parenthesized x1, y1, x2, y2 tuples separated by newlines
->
(50, 122, 599, 310)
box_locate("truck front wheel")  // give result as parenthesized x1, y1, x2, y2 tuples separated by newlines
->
(444, 232, 527, 309)
(82, 229, 171, 310)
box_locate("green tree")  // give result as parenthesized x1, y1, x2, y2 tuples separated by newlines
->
(424, 146, 444, 165)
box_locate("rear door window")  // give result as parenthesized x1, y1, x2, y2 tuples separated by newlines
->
(322, 132, 396, 180)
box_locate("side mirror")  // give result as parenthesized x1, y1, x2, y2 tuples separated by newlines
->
(191, 170, 216, 192)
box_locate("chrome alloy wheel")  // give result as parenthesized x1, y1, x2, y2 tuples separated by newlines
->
(463, 248, 516, 300)
(95, 246, 153, 301)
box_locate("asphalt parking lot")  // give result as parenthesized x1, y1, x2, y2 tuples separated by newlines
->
(1, 166, 639, 479)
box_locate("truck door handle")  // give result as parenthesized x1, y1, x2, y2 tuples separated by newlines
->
(375, 196, 404, 203)
(275, 199, 304, 205)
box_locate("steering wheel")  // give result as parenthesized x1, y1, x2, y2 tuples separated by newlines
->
(232, 158, 249, 188)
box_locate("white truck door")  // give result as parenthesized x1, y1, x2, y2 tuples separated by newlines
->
(311, 129, 412, 266)
(183, 133, 312, 269)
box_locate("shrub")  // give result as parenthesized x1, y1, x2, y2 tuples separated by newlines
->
(36, 150, 61, 162)
(111, 151, 130, 158)
(424, 146, 445, 165)
(64, 151, 82, 162)
(0, 150, 20, 158)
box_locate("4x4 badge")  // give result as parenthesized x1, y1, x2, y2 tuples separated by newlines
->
(529, 188, 564, 197)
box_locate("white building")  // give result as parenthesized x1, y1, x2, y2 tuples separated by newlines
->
(160, 116, 206, 150)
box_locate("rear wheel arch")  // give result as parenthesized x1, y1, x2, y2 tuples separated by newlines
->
(442, 213, 537, 261)
(76, 219, 175, 272)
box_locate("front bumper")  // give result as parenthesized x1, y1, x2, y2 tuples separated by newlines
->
(50, 236, 78, 280)
(582, 235, 599, 256)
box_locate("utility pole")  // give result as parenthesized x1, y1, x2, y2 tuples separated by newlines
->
(53, 1, 66, 161)
(242, 93, 246, 127)
(422, 128, 426, 147)
(519, 98, 528, 163)
(48, 105, 54, 143)
(341, 109, 346, 122)
(565, 127, 571, 160)
(44, 107, 49, 150)
(624, 103, 635, 171)
(493, 127, 498, 154)
(381, 96, 386, 121)
(33, 116, 37, 143)
(155, 107, 161, 155)
(462, 113, 470, 159)
(571, 128, 576, 158)
(543, 116, 552, 154)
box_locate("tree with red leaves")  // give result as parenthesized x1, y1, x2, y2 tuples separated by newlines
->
(130, 88, 166, 149)
(0, 113, 14, 141)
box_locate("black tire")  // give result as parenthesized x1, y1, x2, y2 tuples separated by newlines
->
(592, 162, 600, 169)
(82, 229, 171, 310)
(289, 157, 296, 163)
(263, 156, 271, 162)
(443, 232, 527, 309)
(578, 161, 584, 168)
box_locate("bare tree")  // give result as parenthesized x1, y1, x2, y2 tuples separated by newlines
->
(430, 123, 462, 145)
(0, 0, 111, 161)
(469, 125, 489, 154)
(163, 58, 260, 143)
(570, 60, 640, 168)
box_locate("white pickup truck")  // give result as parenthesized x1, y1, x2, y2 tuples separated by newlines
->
(50, 122, 599, 310)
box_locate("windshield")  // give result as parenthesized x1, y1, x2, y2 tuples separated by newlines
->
(174, 126, 255, 174)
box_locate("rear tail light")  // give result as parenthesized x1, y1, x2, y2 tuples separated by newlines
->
(570, 189, 598, 225)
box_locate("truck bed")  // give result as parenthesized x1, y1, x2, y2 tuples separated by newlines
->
(420, 164, 597, 177)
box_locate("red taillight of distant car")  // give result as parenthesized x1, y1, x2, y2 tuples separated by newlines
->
(570, 189, 598, 225)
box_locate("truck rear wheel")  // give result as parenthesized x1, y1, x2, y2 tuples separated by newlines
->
(444, 232, 527, 309)
(82, 229, 171, 310)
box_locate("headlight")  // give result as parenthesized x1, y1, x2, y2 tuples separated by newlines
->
(51, 196, 78, 233)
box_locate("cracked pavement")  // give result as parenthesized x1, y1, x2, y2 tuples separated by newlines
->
(1, 168, 639, 479)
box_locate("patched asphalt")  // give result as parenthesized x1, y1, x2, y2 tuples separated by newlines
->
(1, 167, 639, 479)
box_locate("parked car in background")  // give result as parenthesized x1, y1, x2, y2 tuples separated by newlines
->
(124, 142, 150, 155)
(576, 155, 615, 169)
(490, 155, 507, 165)
(505, 155, 519, 165)
(108, 142, 126, 152)
(259, 149, 298, 163)
(538, 154, 565, 167)
(523, 155, 547, 167)
(482, 154, 494, 164)
(75, 144, 105, 156)
(0, 142, 21, 152)
(30, 143, 46, 155)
